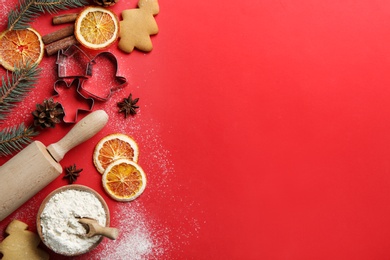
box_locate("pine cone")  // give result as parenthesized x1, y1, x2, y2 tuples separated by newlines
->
(32, 99, 64, 129)
(93, 0, 118, 6)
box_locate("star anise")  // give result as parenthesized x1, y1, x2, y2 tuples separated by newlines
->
(117, 93, 139, 118)
(63, 164, 83, 184)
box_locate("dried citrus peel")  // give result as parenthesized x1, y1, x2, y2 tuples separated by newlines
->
(102, 159, 147, 201)
(0, 28, 44, 71)
(74, 6, 119, 50)
(93, 133, 139, 174)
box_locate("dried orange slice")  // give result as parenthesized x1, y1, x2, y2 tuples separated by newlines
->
(102, 159, 146, 201)
(74, 6, 119, 50)
(93, 133, 139, 174)
(0, 28, 44, 71)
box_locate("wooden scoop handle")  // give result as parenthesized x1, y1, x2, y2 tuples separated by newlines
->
(79, 218, 119, 240)
(47, 110, 109, 162)
(90, 225, 119, 240)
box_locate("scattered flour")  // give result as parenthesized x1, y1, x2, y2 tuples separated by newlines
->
(91, 95, 202, 259)
(0, 1, 12, 29)
(94, 203, 168, 260)
(39, 189, 107, 256)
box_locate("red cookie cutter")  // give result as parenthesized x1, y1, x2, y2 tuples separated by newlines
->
(52, 78, 94, 123)
(57, 45, 92, 79)
(54, 45, 128, 122)
(79, 51, 128, 101)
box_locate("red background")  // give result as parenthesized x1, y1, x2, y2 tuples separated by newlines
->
(1, 0, 390, 259)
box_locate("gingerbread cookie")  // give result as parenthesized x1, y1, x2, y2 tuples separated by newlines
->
(0, 220, 49, 260)
(118, 0, 159, 53)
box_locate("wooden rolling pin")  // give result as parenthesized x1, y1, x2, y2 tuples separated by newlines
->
(0, 110, 109, 221)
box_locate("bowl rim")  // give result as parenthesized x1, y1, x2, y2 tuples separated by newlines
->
(36, 184, 110, 256)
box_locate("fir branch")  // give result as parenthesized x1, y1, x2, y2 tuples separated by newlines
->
(0, 63, 40, 121)
(8, 0, 88, 30)
(0, 123, 39, 157)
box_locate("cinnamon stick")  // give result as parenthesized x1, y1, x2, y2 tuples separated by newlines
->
(45, 35, 78, 56)
(42, 25, 75, 45)
(52, 13, 78, 25)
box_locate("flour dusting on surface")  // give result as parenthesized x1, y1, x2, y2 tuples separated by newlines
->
(90, 103, 174, 258)
(94, 203, 168, 260)
(0, 0, 12, 29)
(91, 91, 202, 258)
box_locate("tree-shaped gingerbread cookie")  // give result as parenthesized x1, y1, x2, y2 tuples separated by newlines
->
(118, 0, 159, 53)
(0, 220, 49, 260)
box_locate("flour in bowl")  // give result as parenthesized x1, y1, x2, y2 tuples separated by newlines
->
(39, 189, 107, 255)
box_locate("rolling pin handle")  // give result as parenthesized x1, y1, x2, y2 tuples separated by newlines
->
(47, 110, 109, 162)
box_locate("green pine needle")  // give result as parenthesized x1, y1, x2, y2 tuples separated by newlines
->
(0, 63, 40, 121)
(8, 0, 88, 30)
(0, 123, 39, 157)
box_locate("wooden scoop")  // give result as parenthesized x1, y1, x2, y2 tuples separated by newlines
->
(78, 218, 119, 240)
